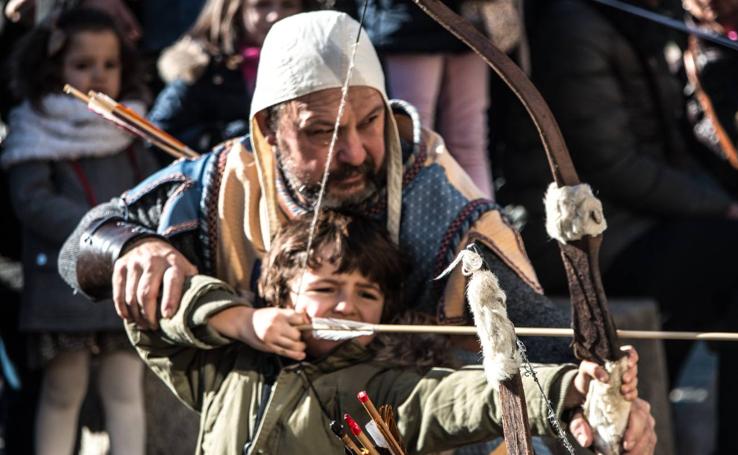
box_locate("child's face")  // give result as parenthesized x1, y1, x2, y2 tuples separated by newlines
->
(241, 0, 302, 46)
(62, 30, 121, 98)
(288, 256, 384, 357)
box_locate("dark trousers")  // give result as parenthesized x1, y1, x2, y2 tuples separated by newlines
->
(604, 219, 738, 454)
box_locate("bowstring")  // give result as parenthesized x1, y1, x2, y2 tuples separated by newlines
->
(294, 0, 371, 301)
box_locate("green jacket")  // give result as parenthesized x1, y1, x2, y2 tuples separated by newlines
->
(127, 275, 578, 455)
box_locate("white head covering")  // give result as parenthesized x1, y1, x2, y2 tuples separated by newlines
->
(250, 11, 386, 118)
(248, 11, 402, 245)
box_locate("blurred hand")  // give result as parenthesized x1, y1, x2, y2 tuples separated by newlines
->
(684, 0, 738, 30)
(726, 203, 738, 220)
(4, 0, 34, 23)
(113, 238, 197, 329)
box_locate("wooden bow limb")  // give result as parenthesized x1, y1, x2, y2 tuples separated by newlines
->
(408, 2, 630, 452)
(433, 244, 535, 454)
(63, 85, 199, 160)
(408, 0, 621, 363)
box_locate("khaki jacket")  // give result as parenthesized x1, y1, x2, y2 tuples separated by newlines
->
(128, 275, 577, 455)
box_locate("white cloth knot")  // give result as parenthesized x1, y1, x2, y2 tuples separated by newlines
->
(544, 182, 607, 243)
(435, 245, 484, 280)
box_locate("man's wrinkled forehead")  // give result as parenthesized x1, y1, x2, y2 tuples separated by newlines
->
(281, 86, 386, 125)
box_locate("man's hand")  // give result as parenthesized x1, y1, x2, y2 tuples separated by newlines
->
(113, 238, 197, 329)
(208, 306, 308, 361)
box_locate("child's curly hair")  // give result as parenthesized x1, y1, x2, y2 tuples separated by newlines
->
(258, 210, 404, 322)
(10, 7, 146, 110)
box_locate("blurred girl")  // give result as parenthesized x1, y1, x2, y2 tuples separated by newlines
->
(1, 8, 159, 455)
(149, 0, 312, 155)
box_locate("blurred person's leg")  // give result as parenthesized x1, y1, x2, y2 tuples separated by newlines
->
(384, 54, 443, 129)
(437, 52, 492, 198)
(97, 350, 145, 455)
(35, 350, 89, 455)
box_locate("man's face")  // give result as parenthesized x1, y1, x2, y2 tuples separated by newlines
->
(288, 253, 384, 357)
(267, 86, 387, 208)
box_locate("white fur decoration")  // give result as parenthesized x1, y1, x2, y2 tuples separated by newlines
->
(440, 247, 520, 388)
(584, 356, 632, 455)
(544, 182, 607, 243)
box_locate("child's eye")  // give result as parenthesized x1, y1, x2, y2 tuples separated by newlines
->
(359, 291, 380, 301)
(105, 60, 120, 70)
(74, 62, 90, 71)
(311, 287, 335, 294)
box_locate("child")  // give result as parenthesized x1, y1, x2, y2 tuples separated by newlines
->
(148, 0, 312, 155)
(127, 210, 646, 454)
(1, 8, 160, 455)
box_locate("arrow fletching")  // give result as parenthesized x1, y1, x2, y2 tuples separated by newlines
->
(309, 317, 375, 340)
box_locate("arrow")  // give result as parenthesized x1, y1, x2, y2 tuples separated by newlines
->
(301, 317, 738, 342)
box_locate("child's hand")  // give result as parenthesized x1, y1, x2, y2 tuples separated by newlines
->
(571, 345, 639, 404)
(209, 306, 307, 360)
(250, 308, 308, 361)
(567, 346, 645, 450)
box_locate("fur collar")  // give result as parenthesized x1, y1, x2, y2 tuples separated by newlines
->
(158, 37, 212, 84)
(1, 95, 145, 169)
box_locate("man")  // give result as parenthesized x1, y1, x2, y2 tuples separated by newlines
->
(60, 9, 563, 359)
(59, 11, 656, 452)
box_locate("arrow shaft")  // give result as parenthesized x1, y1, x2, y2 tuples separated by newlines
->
(302, 324, 738, 341)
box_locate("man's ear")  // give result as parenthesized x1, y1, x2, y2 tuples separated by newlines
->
(255, 111, 278, 146)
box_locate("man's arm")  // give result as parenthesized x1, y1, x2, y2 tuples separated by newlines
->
(58, 175, 199, 328)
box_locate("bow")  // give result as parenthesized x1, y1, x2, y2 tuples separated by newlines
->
(408, 0, 626, 452)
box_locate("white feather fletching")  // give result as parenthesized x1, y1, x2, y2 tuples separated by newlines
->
(365, 420, 390, 449)
(309, 317, 375, 340)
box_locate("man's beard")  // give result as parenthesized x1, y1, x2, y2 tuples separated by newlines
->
(278, 147, 384, 209)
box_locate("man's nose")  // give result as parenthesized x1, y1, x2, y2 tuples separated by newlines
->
(336, 127, 366, 167)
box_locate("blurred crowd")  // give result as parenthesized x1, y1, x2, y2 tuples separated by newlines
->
(0, 0, 737, 453)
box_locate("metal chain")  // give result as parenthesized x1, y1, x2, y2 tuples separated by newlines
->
(516, 339, 576, 455)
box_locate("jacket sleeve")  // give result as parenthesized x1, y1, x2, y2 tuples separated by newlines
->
(57, 172, 184, 300)
(7, 161, 91, 245)
(125, 275, 253, 411)
(534, 7, 732, 217)
(387, 363, 577, 453)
